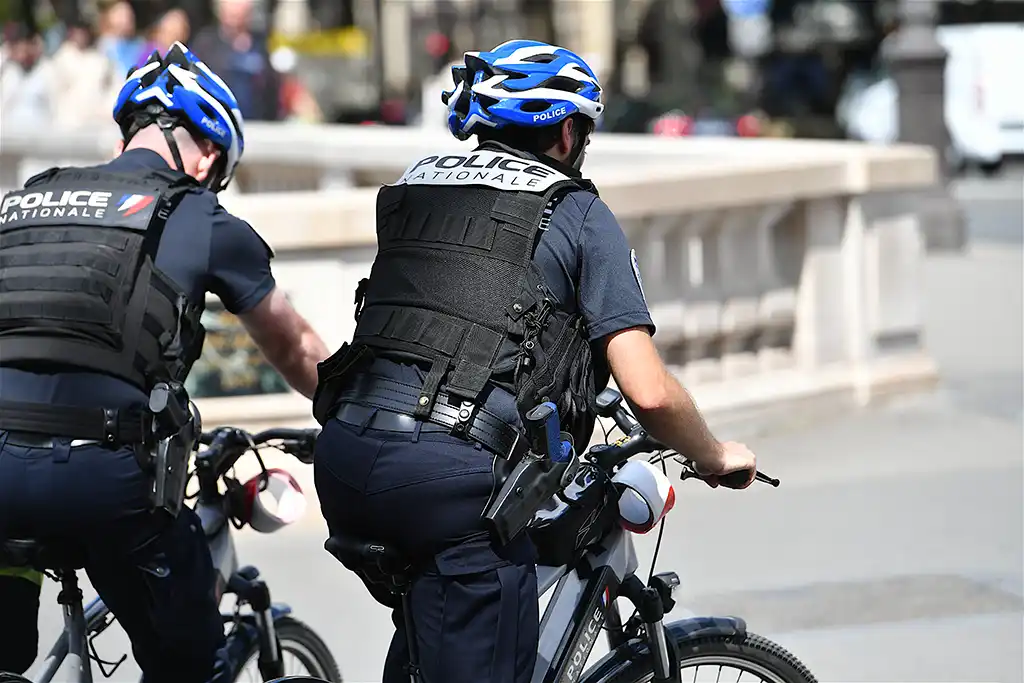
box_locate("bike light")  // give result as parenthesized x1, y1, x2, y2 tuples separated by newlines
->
(611, 460, 675, 534)
(241, 469, 307, 534)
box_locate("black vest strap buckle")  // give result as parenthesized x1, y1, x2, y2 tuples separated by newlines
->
(102, 408, 119, 444)
(450, 401, 478, 438)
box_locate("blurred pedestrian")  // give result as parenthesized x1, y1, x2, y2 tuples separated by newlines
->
(191, 0, 282, 121)
(137, 8, 191, 65)
(96, 0, 145, 78)
(47, 19, 122, 130)
(0, 23, 52, 129)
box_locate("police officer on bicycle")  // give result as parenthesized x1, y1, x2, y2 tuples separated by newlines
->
(0, 43, 328, 682)
(312, 40, 759, 683)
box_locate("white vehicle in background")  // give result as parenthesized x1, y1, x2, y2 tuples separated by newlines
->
(838, 23, 1024, 177)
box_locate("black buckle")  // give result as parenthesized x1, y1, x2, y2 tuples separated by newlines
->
(102, 409, 118, 444)
(450, 401, 477, 437)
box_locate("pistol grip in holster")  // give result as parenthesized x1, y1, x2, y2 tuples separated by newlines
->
(146, 381, 196, 518)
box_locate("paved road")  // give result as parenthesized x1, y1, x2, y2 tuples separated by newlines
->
(27, 173, 1023, 682)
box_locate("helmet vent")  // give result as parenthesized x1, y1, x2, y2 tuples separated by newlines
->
(544, 76, 585, 93)
(520, 100, 550, 113)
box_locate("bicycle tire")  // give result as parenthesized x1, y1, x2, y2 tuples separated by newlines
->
(234, 616, 343, 683)
(618, 632, 817, 683)
(0, 674, 33, 683)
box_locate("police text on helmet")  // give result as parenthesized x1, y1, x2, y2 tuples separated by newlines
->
(532, 106, 567, 123)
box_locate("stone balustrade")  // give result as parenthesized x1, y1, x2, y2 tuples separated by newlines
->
(158, 140, 941, 434)
(0, 121, 938, 193)
(0, 123, 944, 433)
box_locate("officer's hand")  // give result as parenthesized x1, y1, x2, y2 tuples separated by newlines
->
(694, 441, 757, 490)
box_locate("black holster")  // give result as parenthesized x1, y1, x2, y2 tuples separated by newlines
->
(145, 381, 199, 518)
(483, 432, 579, 547)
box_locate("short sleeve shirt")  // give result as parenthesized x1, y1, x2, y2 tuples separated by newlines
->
(0, 149, 277, 409)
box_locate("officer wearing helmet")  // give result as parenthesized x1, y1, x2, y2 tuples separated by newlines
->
(312, 39, 758, 683)
(0, 43, 328, 681)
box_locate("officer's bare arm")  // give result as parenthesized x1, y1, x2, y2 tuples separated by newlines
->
(239, 286, 330, 400)
(604, 326, 725, 472)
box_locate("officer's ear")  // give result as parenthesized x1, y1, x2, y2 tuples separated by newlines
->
(557, 117, 575, 158)
(194, 146, 222, 184)
(113, 139, 125, 158)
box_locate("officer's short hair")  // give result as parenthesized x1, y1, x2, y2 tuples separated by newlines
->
(476, 113, 594, 158)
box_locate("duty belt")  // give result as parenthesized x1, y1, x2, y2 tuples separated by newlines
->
(0, 400, 151, 446)
(335, 375, 523, 459)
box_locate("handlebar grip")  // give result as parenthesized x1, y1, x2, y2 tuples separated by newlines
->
(611, 407, 635, 434)
(718, 469, 755, 489)
(524, 402, 560, 459)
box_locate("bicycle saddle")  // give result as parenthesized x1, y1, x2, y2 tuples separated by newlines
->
(0, 539, 88, 571)
(324, 533, 414, 592)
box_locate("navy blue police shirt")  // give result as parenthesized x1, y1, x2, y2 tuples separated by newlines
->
(365, 149, 656, 428)
(0, 149, 277, 410)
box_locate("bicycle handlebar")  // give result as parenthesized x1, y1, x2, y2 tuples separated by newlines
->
(198, 427, 318, 448)
(195, 426, 320, 480)
(588, 388, 779, 489)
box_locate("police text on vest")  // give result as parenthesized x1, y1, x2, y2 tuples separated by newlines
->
(0, 190, 111, 224)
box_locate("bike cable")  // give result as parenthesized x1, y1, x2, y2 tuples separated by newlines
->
(597, 415, 671, 631)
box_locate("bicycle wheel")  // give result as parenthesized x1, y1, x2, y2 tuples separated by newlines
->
(0, 674, 33, 683)
(625, 633, 817, 683)
(231, 616, 343, 683)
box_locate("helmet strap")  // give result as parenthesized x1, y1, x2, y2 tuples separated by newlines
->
(156, 117, 186, 174)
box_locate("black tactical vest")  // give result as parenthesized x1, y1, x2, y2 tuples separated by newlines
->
(315, 146, 605, 447)
(0, 166, 206, 392)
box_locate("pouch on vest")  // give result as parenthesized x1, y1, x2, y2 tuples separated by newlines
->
(312, 342, 375, 426)
(0, 166, 205, 393)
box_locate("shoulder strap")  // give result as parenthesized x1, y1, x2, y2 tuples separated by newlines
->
(22, 166, 63, 188)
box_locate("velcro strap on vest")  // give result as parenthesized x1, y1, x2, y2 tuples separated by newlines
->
(447, 324, 502, 401)
(336, 376, 523, 459)
(414, 357, 449, 418)
(0, 400, 150, 445)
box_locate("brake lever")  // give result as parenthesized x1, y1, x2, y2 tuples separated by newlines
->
(278, 437, 316, 465)
(675, 456, 780, 487)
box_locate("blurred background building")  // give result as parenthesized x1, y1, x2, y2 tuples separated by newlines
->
(1, 0, 1021, 399)
(3, 0, 1022, 164)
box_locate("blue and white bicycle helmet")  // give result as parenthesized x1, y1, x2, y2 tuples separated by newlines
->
(442, 39, 604, 143)
(113, 42, 244, 192)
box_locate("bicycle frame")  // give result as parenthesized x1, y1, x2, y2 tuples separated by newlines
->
(25, 479, 293, 683)
(532, 524, 746, 683)
(532, 524, 638, 683)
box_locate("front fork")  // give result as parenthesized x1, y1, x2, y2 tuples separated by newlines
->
(227, 566, 284, 680)
(605, 572, 682, 683)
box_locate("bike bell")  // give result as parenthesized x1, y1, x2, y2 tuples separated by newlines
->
(241, 468, 307, 534)
(611, 460, 675, 534)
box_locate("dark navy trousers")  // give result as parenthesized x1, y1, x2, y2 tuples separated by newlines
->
(0, 431, 224, 682)
(314, 415, 539, 683)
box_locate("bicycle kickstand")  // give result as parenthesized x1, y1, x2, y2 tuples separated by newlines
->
(399, 589, 422, 683)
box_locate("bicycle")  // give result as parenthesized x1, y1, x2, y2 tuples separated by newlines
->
(279, 387, 817, 683)
(0, 423, 342, 683)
